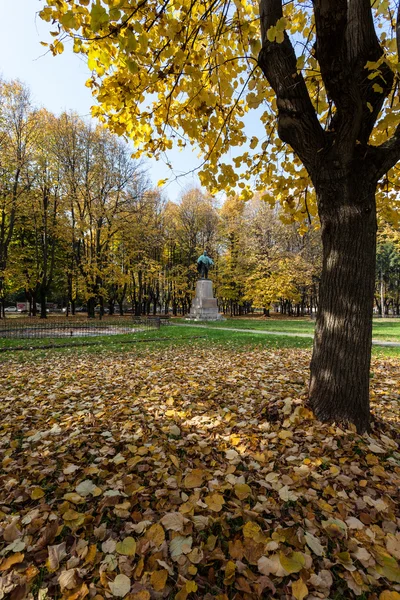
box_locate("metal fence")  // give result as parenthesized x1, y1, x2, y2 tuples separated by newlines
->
(0, 316, 160, 339)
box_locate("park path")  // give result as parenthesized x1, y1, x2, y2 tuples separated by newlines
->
(175, 323, 400, 348)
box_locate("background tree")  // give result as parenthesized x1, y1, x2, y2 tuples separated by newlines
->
(0, 80, 38, 317)
(376, 225, 400, 316)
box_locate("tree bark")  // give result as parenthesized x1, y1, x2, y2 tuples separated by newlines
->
(380, 270, 385, 318)
(309, 174, 376, 433)
(87, 297, 96, 319)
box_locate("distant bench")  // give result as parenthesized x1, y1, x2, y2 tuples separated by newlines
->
(146, 315, 171, 325)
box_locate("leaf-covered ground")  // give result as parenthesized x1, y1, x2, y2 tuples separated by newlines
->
(0, 348, 399, 600)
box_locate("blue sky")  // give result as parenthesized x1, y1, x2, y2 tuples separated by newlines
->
(0, 0, 202, 199)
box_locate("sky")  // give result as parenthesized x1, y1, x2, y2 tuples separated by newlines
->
(0, 0, 202, 200)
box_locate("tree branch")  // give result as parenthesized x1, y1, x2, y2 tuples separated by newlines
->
(367, 2, 400, 181)
(397, 0, 400, 61)
(313, 0, 365, 155)
(370, 125, 400, 182)
(346, 0, 394, 145)
(258, 0, 325, 176)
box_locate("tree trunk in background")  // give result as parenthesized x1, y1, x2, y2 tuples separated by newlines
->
(380, 271, 385, 318)
(309, 176, 376, 433)
(87, 297, 96, 319)
(40, 293, 47, 319)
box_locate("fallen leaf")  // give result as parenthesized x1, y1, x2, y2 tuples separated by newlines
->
(0, 553, 24, 572)
(184, 469, 204, 488)
(279, 551, 305, 574)
(292, 578, 308, 600)
(304, 532, 324, 556)
(109, 573, 131, 597)
(116, 537, 136, 556)
(31, 487, 45, 500)
(145, 523, 165, 546)
(204, 493, 224, 512)
(150, 569, 168, 591)
(234, 483, 251, 500)
(170, 536, 193, 560)
(160, 512, 186, 532)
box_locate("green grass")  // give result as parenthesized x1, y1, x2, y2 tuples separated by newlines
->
(175, 316, 400, 342)
(1, 321, 400, 361)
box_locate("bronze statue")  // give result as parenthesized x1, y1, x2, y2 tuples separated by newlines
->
(197, 251, 214, 279)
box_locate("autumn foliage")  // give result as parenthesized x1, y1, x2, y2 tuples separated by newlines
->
(0, 347, 399, 599)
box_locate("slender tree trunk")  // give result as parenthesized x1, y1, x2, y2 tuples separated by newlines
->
(40, 294, 47, 319)
(380, 270, 385, 318)
(309, 177, 376, 434)
(0, 269, 5, 320)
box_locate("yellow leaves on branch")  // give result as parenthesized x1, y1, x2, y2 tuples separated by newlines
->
(266, 17, 288, 43)
(39, 0, 400, 215)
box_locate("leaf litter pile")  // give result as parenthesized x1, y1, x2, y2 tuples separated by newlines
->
(0, 347, 399, 600)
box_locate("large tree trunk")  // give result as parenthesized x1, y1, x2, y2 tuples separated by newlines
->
(309, 175, 377, 434)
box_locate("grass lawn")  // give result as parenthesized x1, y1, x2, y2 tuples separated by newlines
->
(0, 335, 399, 600)
(1, 321, 400, 358)
(174, 316, 400, 342)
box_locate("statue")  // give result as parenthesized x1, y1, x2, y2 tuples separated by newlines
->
(197, 251, 214, 279)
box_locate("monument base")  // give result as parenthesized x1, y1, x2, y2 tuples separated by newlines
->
(187, 279, 225, 321)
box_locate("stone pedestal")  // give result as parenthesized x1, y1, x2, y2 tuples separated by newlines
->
(188, 279, 224, 321)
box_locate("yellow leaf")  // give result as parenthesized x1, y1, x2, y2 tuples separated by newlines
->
(276, 17, 288, 32)
(223, 560, 236, 585)
(0, 552, 24, 572)
(279, 551, 305, 574)
(375, 551, 400, 583)
(169, 454, 180, 468)
(150, 569, 168, 591)
(85, 544, 97, 564)
(267, 26, 276, 42)
(243, 521, 261, 538)
(185, 580, 198, 593)
(184, 469, 204, 488)
(62, 509, 85, 529)
(249, 137, 258, 150)
(63, 509, 80, 521)
(31, 487, 45, 500)
(116, 537, 136, 556)
(205, 493, 225, 512)
(379, 592, 400, 600)
(63, 493, 84, 504)
(292, 578, 308, 600)
(175, 588, 188, 600)
(234, 483, 251, 500)
(145, 523, 165, 546)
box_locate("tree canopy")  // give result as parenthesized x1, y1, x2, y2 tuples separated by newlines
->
(40, 0, 399, 224)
